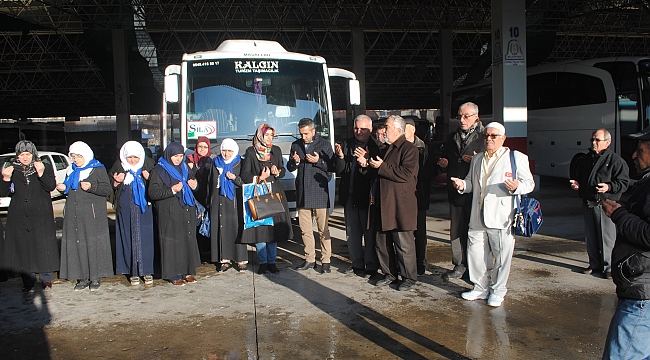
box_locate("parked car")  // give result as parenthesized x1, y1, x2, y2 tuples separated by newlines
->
(0, 151, 71, 208)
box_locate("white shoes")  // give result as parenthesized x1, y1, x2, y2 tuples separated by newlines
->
(461, 289, 489, 301)
(487, 294, 504, 307)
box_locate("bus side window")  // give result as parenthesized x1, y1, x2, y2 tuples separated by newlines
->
(528, 72, 607, 110)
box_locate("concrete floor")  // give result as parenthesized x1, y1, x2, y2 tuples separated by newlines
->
(0, 177, 616, 359)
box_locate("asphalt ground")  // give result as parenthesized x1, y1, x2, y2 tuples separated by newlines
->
(0, 177, 616, 359)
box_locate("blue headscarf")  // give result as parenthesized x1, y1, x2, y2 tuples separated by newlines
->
(155, 142, 195, 207)
(63, 141, 104, 194)
(213, 138, 241, 201)
(119, 141, 148, 213)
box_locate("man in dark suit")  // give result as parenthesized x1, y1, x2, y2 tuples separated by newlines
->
(405, 118, 437, 276)
(438, 102, 485, 281)
(362, 115, 419, 291)
(288, 118, 335, 274)
(334, 114, 381, 278)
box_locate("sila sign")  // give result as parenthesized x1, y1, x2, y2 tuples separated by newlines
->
(187, 121, 217, 139)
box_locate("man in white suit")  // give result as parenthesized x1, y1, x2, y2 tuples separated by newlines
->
(450, 122, 535, 307)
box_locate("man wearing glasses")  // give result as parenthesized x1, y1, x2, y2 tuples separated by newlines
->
(334, 114, 381, 278)
(570, 129, 629, 279)
(438, 102, 485, 281)
(450, 122, 535, 307)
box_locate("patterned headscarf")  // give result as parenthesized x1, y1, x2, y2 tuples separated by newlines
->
(253, 123, 274, 161)
(13, 140, 39, 183)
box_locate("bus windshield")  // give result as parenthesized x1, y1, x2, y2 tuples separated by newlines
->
(185, 59, 329, 147)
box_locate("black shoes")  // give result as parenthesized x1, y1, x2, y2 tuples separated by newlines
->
(89, 280, 100, 291)
(346, 266, 371, 278)
(442, 267, 466, 282)
(295, 261, 315, 271)
(267, 263, 279, 274)
(368, 273, 385, 285)
(582, 267, 594, 275)
(320, 263, 331, 274)
(258, 264, 268, 274)
(74, 280, 90, 291)
(398, 279, 416, 291)
(374, 276, 394, 287)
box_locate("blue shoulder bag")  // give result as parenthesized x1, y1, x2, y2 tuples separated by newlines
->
(509, 150, 543, 237)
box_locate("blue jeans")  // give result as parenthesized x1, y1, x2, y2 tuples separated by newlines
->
(255, 242, 277, 264)
(603, 298, 650, 360)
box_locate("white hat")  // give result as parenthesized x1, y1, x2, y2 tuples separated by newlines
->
(485, 122, 506, 136)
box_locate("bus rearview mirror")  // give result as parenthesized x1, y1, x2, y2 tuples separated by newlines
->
(349, 80, 360, 106)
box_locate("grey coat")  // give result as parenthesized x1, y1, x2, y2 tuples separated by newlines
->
(59, 167, 114, 281)
(287, 136, 334, 209)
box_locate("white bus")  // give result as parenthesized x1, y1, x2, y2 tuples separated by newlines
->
(451, 57, 650, 178)
(163, 39, 360, 213)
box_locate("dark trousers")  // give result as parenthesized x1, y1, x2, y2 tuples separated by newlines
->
(450, 203, 471, 270)
(414, 209, 428, 274)
(344, 200, 379, 271)
(376, 229, 417, 282)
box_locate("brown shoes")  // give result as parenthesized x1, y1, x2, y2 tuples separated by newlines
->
(185, 275, 197, 283)
(171, 279, 186, 286)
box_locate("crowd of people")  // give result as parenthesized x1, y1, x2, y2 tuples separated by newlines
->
(1, 103, 649, 358)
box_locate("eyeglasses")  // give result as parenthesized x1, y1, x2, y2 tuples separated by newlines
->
(483, 133, 502, 139)
(196, 144, 209, 149)
(458, 113, 476, 120)
(591, 138, 608, 143)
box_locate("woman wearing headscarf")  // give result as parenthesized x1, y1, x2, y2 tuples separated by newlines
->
(240, 124, 293, 274)
(148, 142, 201, 286)
(211, 138, 247, 272)
(109, 141, 156, 286)
(57, 141, 113, 291)
(0, 140, 59, 291)
(186, 136, 216, 261)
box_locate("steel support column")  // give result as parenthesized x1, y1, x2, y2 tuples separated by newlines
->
(351, 27, 366, 132)
(113, 28, 131, 148)
(440, 28, 453, 135)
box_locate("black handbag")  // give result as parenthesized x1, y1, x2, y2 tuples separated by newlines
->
(247, 179, 285, 220)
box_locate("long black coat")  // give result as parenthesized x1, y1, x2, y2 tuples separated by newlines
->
(0, 164, 59, 274)
(333, 137, 381, 209)
(239, 145, 293, 244)
(287, 136, 334, 209)
(59, 167, 114, 281)
(210, 160, 247, 262)
(148, 167, 201, 279)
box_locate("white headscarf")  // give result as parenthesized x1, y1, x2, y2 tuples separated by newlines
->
(220, 138, 240, 165)
(120, 141, 145, 185)
(67, 141, 95, 181)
